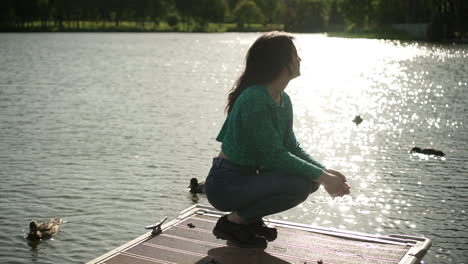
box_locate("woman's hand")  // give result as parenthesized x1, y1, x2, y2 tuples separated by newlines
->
(315, 170, 351, 198)
(325, 169, 347, 182)
(325, 169, 351, 191)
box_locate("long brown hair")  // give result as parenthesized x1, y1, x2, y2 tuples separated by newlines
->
(225, 31, 296, 114)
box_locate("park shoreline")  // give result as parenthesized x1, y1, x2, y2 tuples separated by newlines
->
(2, 29, 467, 44)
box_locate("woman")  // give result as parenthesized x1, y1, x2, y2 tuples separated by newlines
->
(205, 31, 350, 248)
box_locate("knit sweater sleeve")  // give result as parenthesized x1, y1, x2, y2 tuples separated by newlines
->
(244, 107, 323, 181)
(286, 129, 326, 169)
(283, 94, 326, 169)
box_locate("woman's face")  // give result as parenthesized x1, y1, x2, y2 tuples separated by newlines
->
(289, 46, 301, 79)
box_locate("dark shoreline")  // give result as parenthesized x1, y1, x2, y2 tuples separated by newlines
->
(2, 20, 467, 44)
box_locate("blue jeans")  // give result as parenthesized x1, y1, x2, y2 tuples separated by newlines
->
(205, 157, 320, 224)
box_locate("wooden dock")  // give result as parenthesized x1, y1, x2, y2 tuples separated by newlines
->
(87, 205, 431, 264)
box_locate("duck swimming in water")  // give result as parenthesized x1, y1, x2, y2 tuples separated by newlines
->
(353, 115, 363, 125)
(411, 147, 445, 157)
(27, 217, 63, 240)
(189, 178, 205, 194)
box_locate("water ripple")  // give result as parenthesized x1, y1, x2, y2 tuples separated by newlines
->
(0, 33, 467, 263)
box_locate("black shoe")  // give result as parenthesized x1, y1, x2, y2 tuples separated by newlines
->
(213, 215, 267, 248)
(249, 219, 277, 241)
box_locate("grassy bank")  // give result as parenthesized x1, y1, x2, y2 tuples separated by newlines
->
(3, 21, 427, 42)
(326, 27, 414, 40)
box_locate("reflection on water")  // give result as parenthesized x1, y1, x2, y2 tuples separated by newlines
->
(287, 35, 468, 263)
(0, 33, 467, 263)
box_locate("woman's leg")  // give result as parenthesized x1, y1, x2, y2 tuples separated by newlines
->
(205, 161, 320, 224)
(235, 170, 319, 223)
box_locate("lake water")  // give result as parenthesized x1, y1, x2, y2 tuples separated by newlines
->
(0, 33, 467, 264)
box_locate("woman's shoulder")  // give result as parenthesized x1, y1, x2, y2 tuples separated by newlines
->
(282, 91, 291, 102)
(240, 85, 268, 98)
(234, 85, 272, 114)
(237, 85, 270, 104)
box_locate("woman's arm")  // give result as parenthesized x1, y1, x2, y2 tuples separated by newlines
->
(245, 108, 324, 180)
(245, 108, 350, 197)
(286, 129, 326, 169)
(283, 94, 326, 169)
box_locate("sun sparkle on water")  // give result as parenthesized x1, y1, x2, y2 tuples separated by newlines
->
(279, 35, 460, 237)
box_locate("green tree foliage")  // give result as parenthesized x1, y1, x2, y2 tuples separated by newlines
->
(167, 14, 179, 28)
(454, 0, 468, 36)
(375, 0, 431, 24)
(0, 0, 465, 40)
(253, 0, 280, 24)
(338, 0, 374, 29)
(147, 0, 172, 27)
(233, 0, 264, 28)
(284, 0, 326, 32)
(193, 0, 228, 26)
(328, 0, 344, 25)
(175, 0, 192, 29)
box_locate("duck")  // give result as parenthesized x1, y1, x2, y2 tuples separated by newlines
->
(188, 177, 205, 194)
(353, 115, 363, 125)
(27, 217, 63, 240)
(410, 147, 445, 157)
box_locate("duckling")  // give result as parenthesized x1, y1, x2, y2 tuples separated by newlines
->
(411, 147, 445, 157)
(27, 217, 63, 240)
(353, 115, 363, 125)
(188, 177, 205, 194)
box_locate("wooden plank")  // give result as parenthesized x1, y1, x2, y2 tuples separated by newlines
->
(88, 205, 431, 264)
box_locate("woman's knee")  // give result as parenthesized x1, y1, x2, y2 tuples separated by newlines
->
(290, 178, 314, 202)
(295, 179, 321, 201)
(309, 181, 320, 194)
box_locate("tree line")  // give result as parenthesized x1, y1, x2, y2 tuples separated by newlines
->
(1, 0, 466, 40)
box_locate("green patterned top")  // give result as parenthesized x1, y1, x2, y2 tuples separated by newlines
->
(216, 84, 325, 180)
